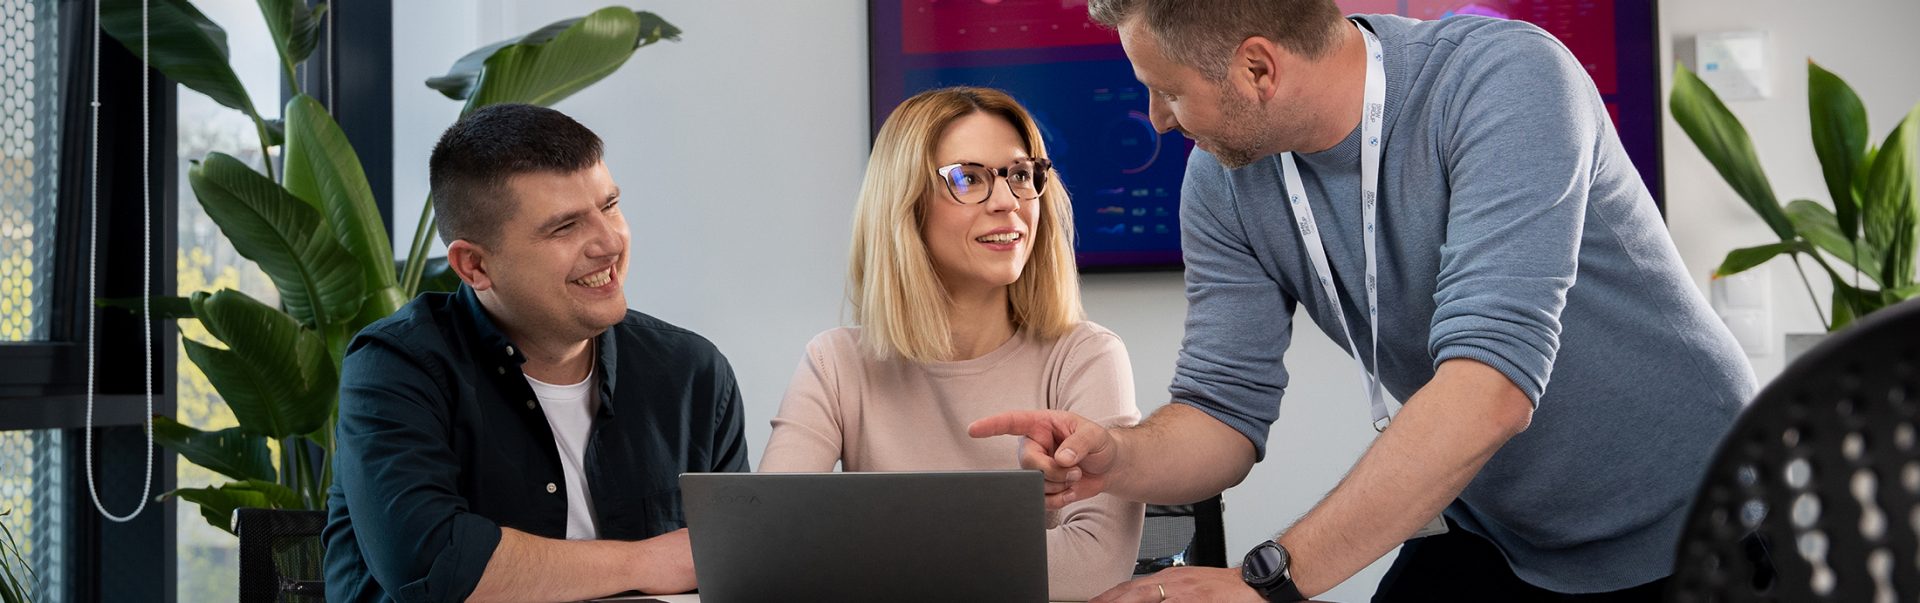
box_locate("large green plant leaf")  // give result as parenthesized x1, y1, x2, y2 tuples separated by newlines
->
(257, 0, 329, 82)
(1863, 103, 1920, 289)
(183, 290, 334, 439)
(1672, 64, 1794, 240)
(1862, 145, 1881, 194)
(100, 0, 260, 121)
(281, 95, 406, 323)
(1713, 241, 1810, 279)
(190, 152, 365, 334)
(1830, 279, 1859, 331)
(1808, 61, 1870, 242)
(1892, 283, 1920, 307)
(1829, 277, 1907, 331)
(153, 414, 277, 483)
(426, 9, 680, 107)
(164, 480, 304, 534)
(1785, 199, 1884, 287)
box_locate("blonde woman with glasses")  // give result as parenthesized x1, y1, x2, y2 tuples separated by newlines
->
(760, 86, 1145, 599)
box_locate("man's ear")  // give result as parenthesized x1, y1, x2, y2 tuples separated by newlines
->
(1232, 36, 1283, 102)
(447, 239, 493, 291)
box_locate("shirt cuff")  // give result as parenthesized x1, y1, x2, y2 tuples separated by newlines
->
(1433, 341, 1546, 407)
(395, 512, 502, 603)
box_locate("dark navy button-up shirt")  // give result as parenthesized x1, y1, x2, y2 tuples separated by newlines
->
(323, 286, 750, 602)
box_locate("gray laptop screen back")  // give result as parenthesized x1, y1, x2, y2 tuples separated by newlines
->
(681, 471, 1049, 603)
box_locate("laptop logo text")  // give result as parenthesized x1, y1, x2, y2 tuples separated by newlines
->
(711, 486, 762, 506)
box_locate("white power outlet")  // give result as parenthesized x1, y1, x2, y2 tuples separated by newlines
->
(1696, 31, 1771, 100)
(1712, 268, 1774, 356)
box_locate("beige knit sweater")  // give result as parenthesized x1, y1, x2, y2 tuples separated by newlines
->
(760, 322, 1147, 600)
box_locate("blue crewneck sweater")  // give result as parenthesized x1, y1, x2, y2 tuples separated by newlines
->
(1169, 14, 1756, 593)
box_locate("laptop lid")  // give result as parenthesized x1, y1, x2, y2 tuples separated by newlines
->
(681, 471, 1050, 603)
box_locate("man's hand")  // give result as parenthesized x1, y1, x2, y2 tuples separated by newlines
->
(968, 410, 1119, 508)
(631, 528, 697, 594)
(1091, 567, 1264, 603)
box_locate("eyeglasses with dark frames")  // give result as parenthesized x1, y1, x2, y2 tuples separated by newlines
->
(935, 158, 1053, 205)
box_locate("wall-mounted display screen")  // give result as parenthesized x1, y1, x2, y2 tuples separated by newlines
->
(870, 0, 1661, 271)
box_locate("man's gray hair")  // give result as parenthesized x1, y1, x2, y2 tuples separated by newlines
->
(1088, 0, 1346, 80)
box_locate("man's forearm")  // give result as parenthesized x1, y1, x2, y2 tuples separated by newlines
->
(1277, 359, 1533, 597)
(1106, 403, 1259, 505)
(467, 527, 692, 602)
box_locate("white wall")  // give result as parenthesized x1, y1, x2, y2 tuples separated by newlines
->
(391, 0, 479, 260)
(389, 1, 1920, 600)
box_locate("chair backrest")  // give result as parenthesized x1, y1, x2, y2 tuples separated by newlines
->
(1669, 298, 1920, 602)
(1135, 494, 1227, 576)
(234, 508, 327, 603)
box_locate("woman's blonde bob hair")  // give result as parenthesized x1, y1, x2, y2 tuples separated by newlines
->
(848, 86, 1084, 363)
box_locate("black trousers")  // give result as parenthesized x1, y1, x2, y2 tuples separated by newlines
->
(1371, 522, 1668, 602)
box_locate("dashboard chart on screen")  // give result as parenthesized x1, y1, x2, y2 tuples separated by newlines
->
(870, 0, 1661, 271)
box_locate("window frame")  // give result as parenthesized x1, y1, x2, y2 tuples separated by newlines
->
(0, 1, 182, 601)
(0, 1, 395, 601)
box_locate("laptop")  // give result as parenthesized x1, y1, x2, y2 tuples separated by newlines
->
(680, 471, 1050, 603)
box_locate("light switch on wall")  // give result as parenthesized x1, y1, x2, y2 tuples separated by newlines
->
(1711, 268, 1774, 356)
(1695, 31, 1771, 100)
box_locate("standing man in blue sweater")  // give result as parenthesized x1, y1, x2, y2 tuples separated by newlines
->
(971, 1, 1757, 600)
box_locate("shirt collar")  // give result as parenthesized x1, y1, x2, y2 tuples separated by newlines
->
(454, 284, 622, 416)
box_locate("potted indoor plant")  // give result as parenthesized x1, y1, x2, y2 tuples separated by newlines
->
(1671, 60, 1919, 342)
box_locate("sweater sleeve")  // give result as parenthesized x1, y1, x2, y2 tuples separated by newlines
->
(759, 332, 846, 473)
(1168, 152, 1298, 461)
(1043, 326, 1147, 600)
(1428, 27, 1602, 404)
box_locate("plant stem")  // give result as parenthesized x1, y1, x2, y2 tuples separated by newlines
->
(291, 436, 318, 509)
(284, 436, 301, 504)
(317, 441, 333, 508)
(399, 197, 437, 295)
(282, 54, 303, 102)
(408, 208, 436, 290)
(1789, 254, 1832, 331)
(316, 408, 337, 505)
(253, 116, 278, 182)
(278, 437, 295, 497)
(286, 437, 301, 506)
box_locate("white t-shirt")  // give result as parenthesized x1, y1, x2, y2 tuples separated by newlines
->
(525, 367, 601, 540)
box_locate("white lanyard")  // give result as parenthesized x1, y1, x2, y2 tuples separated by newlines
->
(1281, 20, 1391, 431)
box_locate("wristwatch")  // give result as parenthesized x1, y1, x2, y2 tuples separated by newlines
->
(1242, 540, 1307, 602)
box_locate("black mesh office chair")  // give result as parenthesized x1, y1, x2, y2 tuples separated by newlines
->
(1135, 494, 1228, 575)
(1668, 297, 1920, 602)
(234, 508, 328, 602)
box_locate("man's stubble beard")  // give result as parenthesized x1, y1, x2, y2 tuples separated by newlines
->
(1207, 87, 1276, 169)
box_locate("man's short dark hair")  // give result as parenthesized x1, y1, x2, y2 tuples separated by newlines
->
(429, 103, 605, 246)
(1088, 0, 1345, 80)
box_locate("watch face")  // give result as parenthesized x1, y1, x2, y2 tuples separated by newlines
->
(1243, 542, 1288, 584)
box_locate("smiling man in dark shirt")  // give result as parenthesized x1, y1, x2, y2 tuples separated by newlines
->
(323, 104, 750, 602)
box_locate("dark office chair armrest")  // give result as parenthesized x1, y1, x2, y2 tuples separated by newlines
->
(1135, 494, 1227, 576)
(234, 507, 329, 603)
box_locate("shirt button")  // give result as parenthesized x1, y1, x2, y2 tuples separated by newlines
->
(497, 366, 505, 375)
(505, 345, 515, 356)
(526, 399, 537, 410)
(545, 482, 558, 494)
